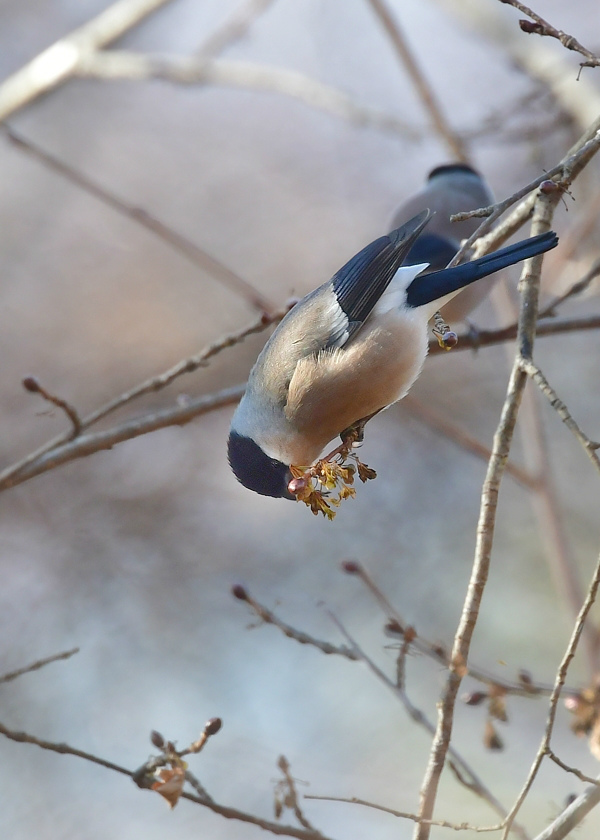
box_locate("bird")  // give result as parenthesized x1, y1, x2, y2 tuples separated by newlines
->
(228, 209, 558, 499)
(390, 163, 496, 323)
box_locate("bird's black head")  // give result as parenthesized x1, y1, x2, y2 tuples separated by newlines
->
(228, 431, 295, 500)
(428, 163, 481, 180)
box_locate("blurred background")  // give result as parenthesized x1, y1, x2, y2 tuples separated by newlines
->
(1, 1, 600, 838)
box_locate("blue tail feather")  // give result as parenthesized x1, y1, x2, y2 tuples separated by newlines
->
(405, 231, 558, 309)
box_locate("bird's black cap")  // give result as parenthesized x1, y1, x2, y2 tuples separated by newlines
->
(428, 163, 481, 180)
(228, 431, 294, 499)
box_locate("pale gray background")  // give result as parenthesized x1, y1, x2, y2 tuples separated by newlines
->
(1, 1, 600, 838)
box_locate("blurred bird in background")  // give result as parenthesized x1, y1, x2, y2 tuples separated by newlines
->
(390, 163, 495, 324)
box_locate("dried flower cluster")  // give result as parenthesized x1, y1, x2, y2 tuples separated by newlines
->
(288, 448, 377, 519)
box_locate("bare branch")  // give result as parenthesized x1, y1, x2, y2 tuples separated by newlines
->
(304, 794, 502, 832)
(231, 585, 359, 660)
(22, 376, 82, 439)
(0, 648, 79, 685)
(413, 187, 561, 840)
(0, 306, 285, 491)
(365, 0, 468, 160)
(519, 359, 600, 473)
(0, 385, 244, 491)
(1, 125, 275, 313)
(0, 0, 176, 121)
(75, 52, 422, 139)
(0, 721, 331, 839)
(501, 550, 600, 838)
(498, 0, 600, 69)
(195, 0, 279, 59)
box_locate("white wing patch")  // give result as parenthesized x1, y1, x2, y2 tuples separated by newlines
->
(372, 262, 429, 316)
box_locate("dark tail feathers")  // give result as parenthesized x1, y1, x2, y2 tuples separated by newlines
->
(405, 231, 558, 309)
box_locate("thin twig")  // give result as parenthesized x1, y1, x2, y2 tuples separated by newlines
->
(519, 359, 600, 473)
(231, 585, 358, 660)
(498, 0, 600, 69)
(277, 756, 318, 832)
(539, 258, 600, 317)
(0, 648, 79, 685)
(21, 376, 82, 438)
(1, 125, 274, 313)
(532, 776, 600, 840)
(365, 0, 468, 160)
(305, 794, 504, 831)
(501, 550, 600, 838)
(325, 612, 529, 838)
(195, 0, 278, 59)
(413, 188, 561, 840)
(0, 721, 332, 839)
(403, 396, 539, 490)
(0, 306, 285, 491)
(75, 52, 422, 140)
(0, 0, 176, 121)
(0, 385, 245, 492)
(0, 312, 598, 494)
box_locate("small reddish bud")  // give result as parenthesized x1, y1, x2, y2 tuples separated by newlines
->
(22, 376, 40, 392)
(150, 730, 165, 749)
(519, 19, 544, 35)
(518, 669, 533, 687)
(288, 476, 308, 495)
(260, 311, 272, 325)
(539, 179, 559, 194)
(442, 331, 458, 350)
(341, 560, 361, 575)
(204, 717, 222, 736)
(564, 694, 582, 712)
(404, 625, 417, 644)
(231, 584, 249, 601)
(463, 691, 488, 706)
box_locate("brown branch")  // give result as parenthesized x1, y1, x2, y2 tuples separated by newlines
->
(0, 0, 176, 121)
(304, 794, 502, 832)
(0, 384, 245, 491)
(403, 396, 539, 490)
(326, 613, 527, 837)
(0, 648, 79, 685)
(74, 51, 422, 139)
(498, 0, 600, 69)
(501, 550, 600, 838)
(195, 0, 279, 59)
(277, 756, 318, 832)
(532, 776, 600, 840)
(455, 116, 600, 260)
(427, 315, 600, 356)
(343, 560, 560, 697)
(0, 313, 597, 494)
(22, 376, 82, 438)
(0, 306, 285, 492)
(365, 0, 468, 160)
(0, 721, 331, 840)
(519, 359, 600, 474)
(413, 188, 561, 840)
(1, 125, 274, 313)
(539, 258, 600, 318)
(231, 585, 359, 660)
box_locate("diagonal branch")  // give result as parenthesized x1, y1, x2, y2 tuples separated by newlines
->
(0, 0, 176, 121)
(365, 0, 468, 160)
(413, 187, 561, 840)
(1, 125, 275, 313)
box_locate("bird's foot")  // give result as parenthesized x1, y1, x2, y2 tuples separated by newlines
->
(432, 310, 458, 351)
